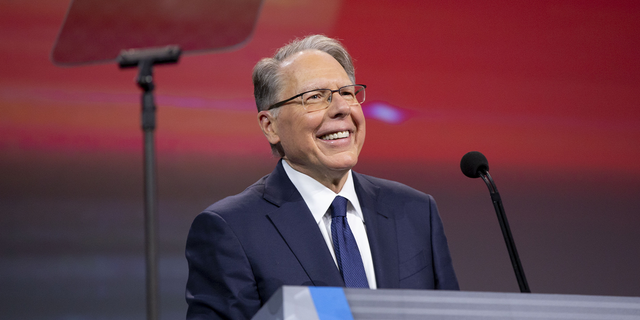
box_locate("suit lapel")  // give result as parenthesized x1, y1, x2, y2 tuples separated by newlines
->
(353, 172, 400, 288)
(263, 161, 344, 287)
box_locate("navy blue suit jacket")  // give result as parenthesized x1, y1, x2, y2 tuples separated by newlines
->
(185, 160, 459, 319)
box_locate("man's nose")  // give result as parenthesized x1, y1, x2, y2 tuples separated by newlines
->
(326, 91, 352, 117)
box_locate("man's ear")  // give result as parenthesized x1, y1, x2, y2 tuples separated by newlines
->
(257, 110, 281, 145)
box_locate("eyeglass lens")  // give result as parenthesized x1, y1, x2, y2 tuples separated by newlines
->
(301, 85, 365, 111)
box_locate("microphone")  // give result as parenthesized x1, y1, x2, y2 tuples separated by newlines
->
(460, 151, 531, 293)
(460, 151, 489, 178)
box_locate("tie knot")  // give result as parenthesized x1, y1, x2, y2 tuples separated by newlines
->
(330, 196, 348, 218)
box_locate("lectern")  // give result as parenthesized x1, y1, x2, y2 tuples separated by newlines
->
(253, 286, 640, 320)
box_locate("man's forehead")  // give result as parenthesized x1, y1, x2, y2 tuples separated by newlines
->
(279, 50, 349, 91)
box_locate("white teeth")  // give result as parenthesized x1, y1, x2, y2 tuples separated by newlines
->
(321, 130, 350, 140)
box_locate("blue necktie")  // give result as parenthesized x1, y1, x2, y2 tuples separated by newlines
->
(330, 196, 369, 288)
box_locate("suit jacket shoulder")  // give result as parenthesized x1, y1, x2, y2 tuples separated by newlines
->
(354, 172, 435, 204)
(200, 174, 270, 221)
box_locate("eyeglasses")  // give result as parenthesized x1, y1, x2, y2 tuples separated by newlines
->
(267, 84, 366, 112)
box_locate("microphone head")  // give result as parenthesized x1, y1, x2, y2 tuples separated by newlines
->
(461, 151, 489, 178)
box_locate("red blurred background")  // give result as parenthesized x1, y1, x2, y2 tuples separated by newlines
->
(1, 0, 639, 318)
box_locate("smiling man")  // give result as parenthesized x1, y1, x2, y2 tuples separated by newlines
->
(185, 35, 459, 320)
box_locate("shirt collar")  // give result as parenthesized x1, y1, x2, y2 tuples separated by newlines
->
(282, 160, 363, 224)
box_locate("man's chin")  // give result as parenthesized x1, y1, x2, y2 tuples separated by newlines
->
(321, 155, 359, 172)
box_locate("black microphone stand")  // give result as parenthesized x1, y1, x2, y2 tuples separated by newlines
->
(117, 46, 181, 320)
(479, 170, 531, 293)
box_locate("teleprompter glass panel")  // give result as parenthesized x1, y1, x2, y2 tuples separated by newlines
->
(51, 0, 263, 65)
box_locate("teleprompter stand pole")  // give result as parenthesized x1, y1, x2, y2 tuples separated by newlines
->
(117, 46, 181, 320)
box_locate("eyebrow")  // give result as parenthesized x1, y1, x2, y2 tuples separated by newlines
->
(299, 83, 352, 92)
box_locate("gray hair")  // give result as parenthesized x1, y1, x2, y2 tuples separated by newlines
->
(253, 35, 356, 113)
(252, 35, 356, 156)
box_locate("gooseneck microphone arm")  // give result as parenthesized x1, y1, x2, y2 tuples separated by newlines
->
(461, 151, 530, 293)
(479, 169, 530, 293)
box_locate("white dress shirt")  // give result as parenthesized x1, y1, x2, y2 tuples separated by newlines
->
(282, 160, 377, 289)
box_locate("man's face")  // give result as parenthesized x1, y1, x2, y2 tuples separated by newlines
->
(264, 50, 366, 185)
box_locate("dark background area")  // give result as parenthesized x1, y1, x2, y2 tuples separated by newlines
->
(1, 0, 639, 319)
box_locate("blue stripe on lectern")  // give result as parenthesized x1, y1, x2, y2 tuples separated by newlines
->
(308, 287, 354, 320)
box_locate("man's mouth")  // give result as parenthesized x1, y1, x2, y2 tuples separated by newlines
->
(320, 130, 350, 140)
